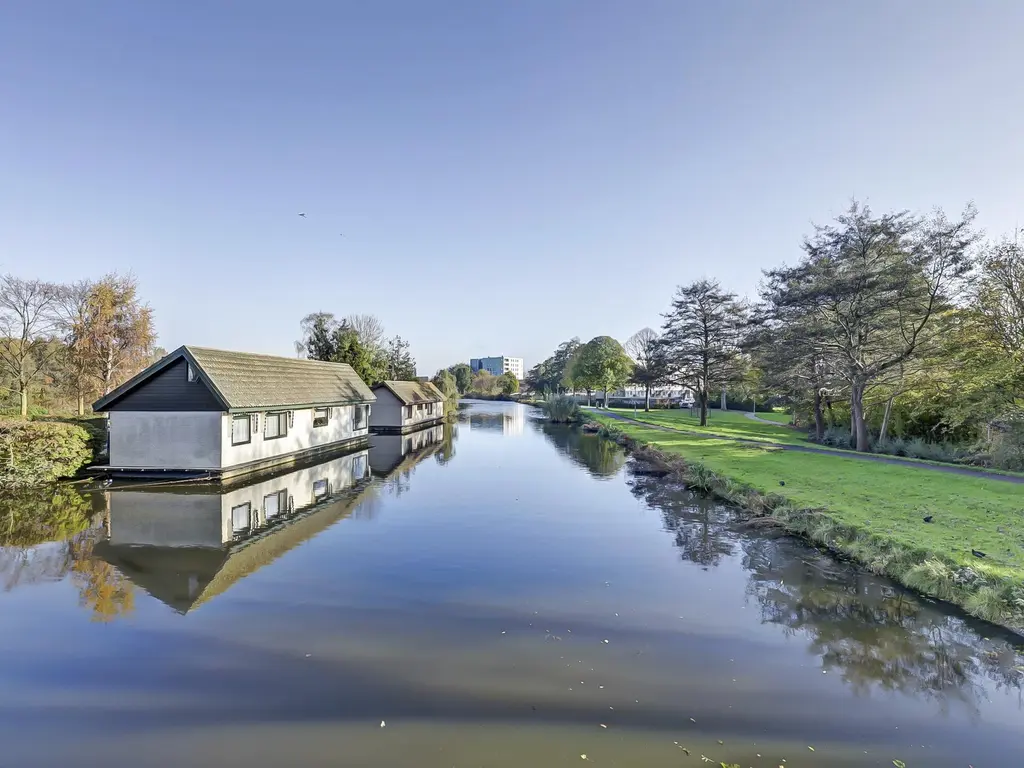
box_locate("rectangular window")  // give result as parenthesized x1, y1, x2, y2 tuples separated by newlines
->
(264, 490, 287, 519)
(313, 479, 329, 500)
(187, 363, 200, 383)
(405, 405, 413, 420)
(353, 404, 368, 430)
(231, 414, 251, 445)
(264, 411, 288, 439)
(231, 502, 252, 536)
(313, 407, 330, 428)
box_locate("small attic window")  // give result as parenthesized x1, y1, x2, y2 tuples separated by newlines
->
(187, 364, 200, 383)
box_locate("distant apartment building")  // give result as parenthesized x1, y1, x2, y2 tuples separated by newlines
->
(470, 356, 524, 379)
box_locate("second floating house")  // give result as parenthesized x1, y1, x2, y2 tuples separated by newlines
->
(369, 380, 445, 433)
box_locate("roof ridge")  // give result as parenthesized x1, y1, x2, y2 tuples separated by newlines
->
(185, 346, 357, 367)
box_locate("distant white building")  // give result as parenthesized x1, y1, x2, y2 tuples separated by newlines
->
(470, 356, 524, 379)
(572, 384, 693, 406)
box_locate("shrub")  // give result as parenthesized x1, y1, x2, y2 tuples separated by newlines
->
(540, 394, 581, 424)
(0, 419, 93, 487)
(819, 426, 855, 449)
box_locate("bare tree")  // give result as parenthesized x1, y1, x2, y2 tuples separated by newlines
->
(53, 280, 95, 415)
(625, 327, 668, 412)
(343, 313, 386, 352)
(0, 275, 61, 416)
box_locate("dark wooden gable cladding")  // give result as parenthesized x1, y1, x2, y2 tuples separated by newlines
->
(102, 358, 224, 411)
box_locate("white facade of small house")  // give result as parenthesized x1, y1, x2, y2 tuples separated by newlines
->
(368, 381, 445, 433)
(94, 346, 376, 478)
(220, 403, 370, 469)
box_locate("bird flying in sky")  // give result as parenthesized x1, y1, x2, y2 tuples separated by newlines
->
(298, 212, 307, 218)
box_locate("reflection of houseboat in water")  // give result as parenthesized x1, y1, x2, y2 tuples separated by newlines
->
(368, 425, 444, 476)
(94, 432, 444, 613)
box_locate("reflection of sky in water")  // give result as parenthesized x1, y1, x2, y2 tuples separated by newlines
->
(0, 402, 1022, 767)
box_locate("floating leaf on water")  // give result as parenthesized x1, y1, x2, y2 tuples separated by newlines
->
(599, 724, 607, 728)
(808, 746, 815, 751)
(893, 761, 906, 768)
(380, 720, 385, 728)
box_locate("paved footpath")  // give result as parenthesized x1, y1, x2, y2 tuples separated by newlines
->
(596, 409, 1024, 485)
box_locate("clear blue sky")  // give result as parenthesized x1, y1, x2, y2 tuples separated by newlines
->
(2, 2, 1022, 376)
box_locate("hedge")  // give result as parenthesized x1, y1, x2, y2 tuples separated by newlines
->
(0, 419, 93, 487)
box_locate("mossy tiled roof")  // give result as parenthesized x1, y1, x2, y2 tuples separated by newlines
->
(372, 380, 444, 406)
(186, 346, 375, 409)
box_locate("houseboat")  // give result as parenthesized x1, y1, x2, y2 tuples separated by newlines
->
(368, 380, 445, 433)
(92, 346, 376, 479)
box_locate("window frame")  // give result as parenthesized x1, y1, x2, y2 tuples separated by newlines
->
(312, 407, 330, 428)
(405, 405, 413, 421)
(231, 414, 252, 446)
(264, 411, 289, 440)
(353, 404, 368, 430)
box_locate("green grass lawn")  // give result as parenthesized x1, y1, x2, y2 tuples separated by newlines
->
(755, 410, 795, 424)
(591, 413, 1024, 589)
(608, 407, 812, 446)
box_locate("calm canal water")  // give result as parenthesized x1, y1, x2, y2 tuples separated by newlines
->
(1, 401, 1022, 767)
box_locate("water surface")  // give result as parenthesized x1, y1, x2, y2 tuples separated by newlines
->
(0, 402, 1021, 767)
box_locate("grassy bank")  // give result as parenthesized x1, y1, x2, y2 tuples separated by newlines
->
(609, 407, 812, 446)
(587, 412, 1024, 634)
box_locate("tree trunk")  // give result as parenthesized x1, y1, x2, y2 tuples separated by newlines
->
(699, 390, 708, 427)
(851, 382, 870, 452)
(720, 387, 727, 411)
(879, 395, 895, 440)
(77, 393, 85, 417)
(644, 384, 651, 412)
(824, 394, 836, 428)
(586, 389, 592, 407)
(19, 386, 27, 418)
(812, 388, 824, 442)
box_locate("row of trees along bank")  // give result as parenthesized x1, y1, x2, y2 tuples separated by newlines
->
(0, 272, 155, 417)
(527, 202, 1024, 467)
(432, 362, 519, 400)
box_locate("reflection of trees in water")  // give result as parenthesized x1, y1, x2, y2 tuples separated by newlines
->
(539, 423, 626, 478)
(0, 487, 135, 622)
(435, 422, 457, 466)
(742, 536, 1024, 714)
(464, 413, 506, 432)
(626, 463, 1024, 713)
(0, 486, 94, 548)
(68, 527, 135, 622)
(628, 471, 735, 566)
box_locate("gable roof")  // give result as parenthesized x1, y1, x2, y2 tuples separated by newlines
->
(93, 346, 375, 412)
(372, 380, 444, 406)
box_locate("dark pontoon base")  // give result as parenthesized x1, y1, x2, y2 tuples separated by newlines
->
(90, 435, 370, 483)
(369, 416, 445, 435)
